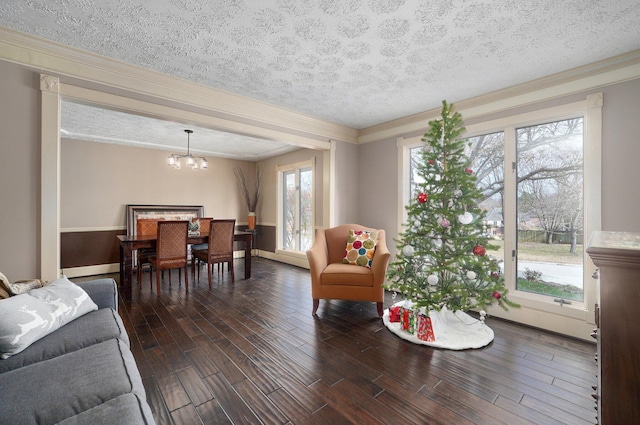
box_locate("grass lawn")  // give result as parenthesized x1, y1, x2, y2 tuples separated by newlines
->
(517, 278, 584, 301)
(487, 240, 583, 264)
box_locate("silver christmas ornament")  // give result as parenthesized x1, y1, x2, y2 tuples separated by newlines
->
(402, 245, 415, 257)
(458, 212, 473, 224)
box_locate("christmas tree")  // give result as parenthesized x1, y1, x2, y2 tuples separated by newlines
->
(385, 101, 517, 314)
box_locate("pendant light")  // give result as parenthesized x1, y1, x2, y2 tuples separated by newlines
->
(167, 129, 208, 170)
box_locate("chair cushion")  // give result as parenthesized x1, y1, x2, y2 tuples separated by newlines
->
(0, 308, 129, 374)
(342, 229, 378, 268)
(321, 263, 374, 286)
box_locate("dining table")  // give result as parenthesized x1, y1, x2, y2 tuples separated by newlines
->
(117, 231, 252, 300)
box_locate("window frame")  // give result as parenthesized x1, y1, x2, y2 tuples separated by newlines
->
(276, 159, 315, 258)
(398, 95, 602, 337)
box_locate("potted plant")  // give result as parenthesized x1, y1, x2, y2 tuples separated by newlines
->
(234, 166, 262, 229)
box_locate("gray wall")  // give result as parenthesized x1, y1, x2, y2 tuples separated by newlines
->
(333, 140, 359, 225)
(359, 79, 640, 260)
(0, 61, 40, 279)
(600, 80, 640, 230)
(356, 137, 399, 256)
(2, 55, 640, 281)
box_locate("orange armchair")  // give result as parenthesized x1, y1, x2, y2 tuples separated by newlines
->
(306, 224, 390, 316)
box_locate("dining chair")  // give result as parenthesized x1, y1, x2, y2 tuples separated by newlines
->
(149, 220, 189, 294)
(192, 219, 236, 287)
(190, 217, 213, 276)
(136, 218, 162, 286)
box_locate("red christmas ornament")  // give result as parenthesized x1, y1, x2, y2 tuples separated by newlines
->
(428, 159, 434, 165)
(472, 245, 486, 256)
(491, 271, 500, 279)
(465, 167, 473, 174)
(492, 291, 502, 299)
(417, 192, 428, 203)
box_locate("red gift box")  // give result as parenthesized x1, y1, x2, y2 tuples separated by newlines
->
(400, 307, 416, 334)
(417, 314, 435, 342)
(388, 306, 401, 322)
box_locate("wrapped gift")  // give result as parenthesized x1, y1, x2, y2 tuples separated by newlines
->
(400, 307, 416, 334)
(388, 306, 401, 322)
(417, 313, 436, 342)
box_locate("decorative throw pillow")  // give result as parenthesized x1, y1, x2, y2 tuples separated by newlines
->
(0, 286, 9, 300)
(343, 229, 378, 268)
(0, 272, 10, 300)
(4, 279, 46, 296)
(0, 276, 98, 358)
(0, 272, 46, 297)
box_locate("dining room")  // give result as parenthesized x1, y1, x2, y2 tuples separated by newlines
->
(116, 205, 254, 299)
(55, 92, 332, 282)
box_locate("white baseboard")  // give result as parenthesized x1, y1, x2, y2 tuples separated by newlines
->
(62, 264, 120, 278)
(260, 250, 310, 269)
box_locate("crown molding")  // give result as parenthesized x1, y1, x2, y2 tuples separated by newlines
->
(359, 49, 640, 143)
(60, 84, 332, 152)
(0, 26, 358, 144)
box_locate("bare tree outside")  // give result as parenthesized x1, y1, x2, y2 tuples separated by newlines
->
(409, 117, 585, 300)
(515, 118, 584, 300)
(516, 119, 584, 246)
(299, 169, 313, 251)
(282, 167, 313, 252)
(283, 171, 296, 250)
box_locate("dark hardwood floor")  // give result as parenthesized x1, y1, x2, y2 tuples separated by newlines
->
(93, 258, 597, 425)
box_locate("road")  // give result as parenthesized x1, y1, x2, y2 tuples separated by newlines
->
(518, 261, 583, 289)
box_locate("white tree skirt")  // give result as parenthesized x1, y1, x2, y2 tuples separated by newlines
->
(383, 302, 494, 350)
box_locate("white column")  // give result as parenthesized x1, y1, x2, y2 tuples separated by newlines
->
(40, 74, 61, 281)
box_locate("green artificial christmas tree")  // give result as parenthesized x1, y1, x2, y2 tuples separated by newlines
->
(385, 101, 518, 315)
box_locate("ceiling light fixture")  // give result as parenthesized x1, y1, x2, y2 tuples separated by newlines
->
(167, 129, 208, 170)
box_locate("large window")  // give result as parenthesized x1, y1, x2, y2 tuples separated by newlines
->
(402, 96, 601, 337)
(516, 119, 584, 302)
(278, 161, 314, 252)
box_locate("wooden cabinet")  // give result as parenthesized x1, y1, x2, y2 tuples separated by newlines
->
(587, 231, 640, 425)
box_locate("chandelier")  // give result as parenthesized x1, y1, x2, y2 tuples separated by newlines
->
(167, 129, 208, 170)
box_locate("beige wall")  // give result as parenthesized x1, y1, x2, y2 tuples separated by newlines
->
(61, 138, 250, 228)
(257, 147, 324, 227)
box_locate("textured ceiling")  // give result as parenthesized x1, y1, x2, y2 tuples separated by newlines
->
(2, 0, 640, 159)
(61, 101, 299, 160)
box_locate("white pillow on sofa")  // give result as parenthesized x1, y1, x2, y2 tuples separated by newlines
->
(0, 276, 98, 359)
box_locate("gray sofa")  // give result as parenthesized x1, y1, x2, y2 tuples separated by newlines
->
(0, 278, 156, 425)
